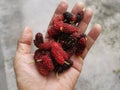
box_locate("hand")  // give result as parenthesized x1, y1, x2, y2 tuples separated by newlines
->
(14, 1, 101, 90)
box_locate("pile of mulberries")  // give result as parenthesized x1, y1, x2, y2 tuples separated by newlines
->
(33, 11, 87, 77)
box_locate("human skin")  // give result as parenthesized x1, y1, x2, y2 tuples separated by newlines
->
(14, 0, 102, 90)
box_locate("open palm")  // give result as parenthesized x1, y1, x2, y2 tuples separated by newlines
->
(14, 1, 101, 90)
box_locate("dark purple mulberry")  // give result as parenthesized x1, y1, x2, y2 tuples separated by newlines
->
(63, 12, 73, 24)
(54, 59, 73, 73)
(75, 11, 84, 26)
(75, 34, 87, 55)
(59, 33, 77, 50)
(34, 32, 43, 48)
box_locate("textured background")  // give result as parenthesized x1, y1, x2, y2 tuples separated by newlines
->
(0, 0, 120, 90)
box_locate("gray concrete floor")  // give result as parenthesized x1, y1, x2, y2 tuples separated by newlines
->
(0, 44, 8, 90)
(0, 0, 120, 90)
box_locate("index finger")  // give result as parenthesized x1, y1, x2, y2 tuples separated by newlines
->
(49, 0, 68, 26)
(45, 0, 68, 38)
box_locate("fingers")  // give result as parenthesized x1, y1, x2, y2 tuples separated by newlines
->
(71, 24, 101, 72)
(17, 27, 33, 54)
(78, 8, 93, 34)
(49, 0, 68, 26)
(71, 55, 83, 72)
(86, 24, 102, 50)
(46, 0, 68, 38)
(70, 3, 94, 72)
(71, 2, 93, 34)
(71, 2, 84, 15)
(88, 24, 102, 41)
(55, 0, 68, 15)
(81, 24, 102, 59)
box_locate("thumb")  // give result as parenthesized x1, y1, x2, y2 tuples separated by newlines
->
(17, 27, 33, 54)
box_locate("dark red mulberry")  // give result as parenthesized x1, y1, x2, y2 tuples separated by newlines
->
(51, 42, 68, 65)
(75, 34, 87, 55)
(35, 61, 50, 76)
(75, 11, 84, 26)
(34, 32, 43, 48)
(53, 21, 63, 30)
(38, 40, 54, 50)
(34, 49, 50, 60)
(62, 22, 79, 33)
(52, 15, 63, 25)
(47, 26, 62, 40)
(53, 21, 78, 34)
(41, 55, 54, 71)
(34, 49, 43, 60)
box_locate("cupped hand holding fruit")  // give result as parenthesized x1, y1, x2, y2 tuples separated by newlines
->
(14, 1, 101, 90)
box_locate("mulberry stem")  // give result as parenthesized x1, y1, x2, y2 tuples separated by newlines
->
(36, 59, 42, 62)
(64, 61, 70, 65)
(29, 61, 35, 64)
(56, 72, 60, 80)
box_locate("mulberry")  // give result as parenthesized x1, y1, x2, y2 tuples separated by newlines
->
(75, 11, 84, 26)
(53, 21, 78, 33)
(54, 59, 73, 73)
(75, 34, 87, 55)
(63, 12, 73, 24)
(36, 62, 50, 76)
(34, 32, 43, 48)
(33, 11, 86, 77)
(38, 40, 54, 50)
(60, 35, 77, 50)
(51, 42, 68, 65)
(42, 55, 54, 71)
(52, 15, 63, 25)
